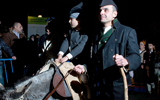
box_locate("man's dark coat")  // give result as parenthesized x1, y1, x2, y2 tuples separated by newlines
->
(92, 20, 141, 86)
(0, 38, 14, 66)
(60, 29, 88, 58)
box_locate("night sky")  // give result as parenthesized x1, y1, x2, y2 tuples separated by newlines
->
(0, 0, 159, 43)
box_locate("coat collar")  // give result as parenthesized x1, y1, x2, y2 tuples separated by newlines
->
(113, 18, 121, 29)
(102, 19, 121, 46)
(99, 19, 121, 32)
(10, 30, 26, 39)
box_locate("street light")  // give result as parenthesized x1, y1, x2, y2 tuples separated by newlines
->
(38, 15, 42, 18)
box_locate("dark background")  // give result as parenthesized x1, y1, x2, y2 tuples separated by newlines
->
(0, 0, 160, 45)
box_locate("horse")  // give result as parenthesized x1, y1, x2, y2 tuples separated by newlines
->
(0, 60, 58, 100)
(1, 59, 90, 100)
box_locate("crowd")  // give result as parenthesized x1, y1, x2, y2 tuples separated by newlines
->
(0, 22, 61, 87)
(130, 40, 160, 97)
(0, 0, 160, 99)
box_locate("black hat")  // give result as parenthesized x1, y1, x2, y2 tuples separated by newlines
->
(147, 39, 155, 45)
(100, 0, 118, 10)
(69, 2, 83, 19)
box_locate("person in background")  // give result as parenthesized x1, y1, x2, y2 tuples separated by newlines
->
(25, 35, 39, 76)
(134, 40, 147, 88)
(55, 2, 88, 65)
(0, 38, 16, 86)
(144, 40, 156, 97)
(2, 22, 26, 86)
(2, 22, 26, 48)
(35, 34, 39, 39)
(29, 35, 35, 42)
(8, 26, 13, 33)
(35, 34, 39, 49)
(38, 25, 51, 54)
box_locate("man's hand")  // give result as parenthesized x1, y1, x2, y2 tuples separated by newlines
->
(12, 56, 16, 60)
(60, 56, 69, 63)
(113, 54, 129, 67)
(74, 64, 85, 74)
(55, 54, 63, 63)
(55, 58, 61, 63)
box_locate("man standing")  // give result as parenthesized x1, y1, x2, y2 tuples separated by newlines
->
(74, 0, 141, 99)
(2, 22, 26, 48)
(38, 25, 51, 54)
(2, 22, 26, 85)
(144, 41, 156, 97)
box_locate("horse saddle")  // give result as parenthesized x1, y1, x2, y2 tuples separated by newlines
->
(52, 64, 72, 99)
(52, 62, 82, 100)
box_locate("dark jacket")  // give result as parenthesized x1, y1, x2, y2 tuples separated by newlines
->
(59, 29, 88, 58)
(144, 50, 156, 83)
(92, 20, 141, 86)
(0, 38, 14, 66)
(38, 33, 49, 53)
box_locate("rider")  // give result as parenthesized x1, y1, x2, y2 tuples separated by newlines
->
(55, 2, 88, 65)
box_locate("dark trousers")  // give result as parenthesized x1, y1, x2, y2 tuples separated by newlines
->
(97, 85, 124, 100)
